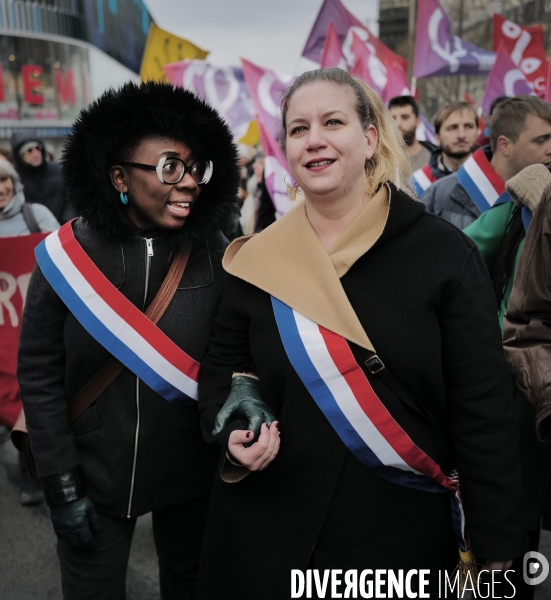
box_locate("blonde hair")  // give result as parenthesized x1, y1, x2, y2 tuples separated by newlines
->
(279, 68, 415, 197)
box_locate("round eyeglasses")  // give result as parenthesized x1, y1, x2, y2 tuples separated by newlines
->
(119, 157, 213, 185)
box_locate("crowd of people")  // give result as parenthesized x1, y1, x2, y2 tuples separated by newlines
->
(1, 71, 551, 599)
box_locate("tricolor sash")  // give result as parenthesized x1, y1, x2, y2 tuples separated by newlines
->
(271, 296, 469, 552)
(457, 148, 512, 213)
(35, 221, 199, 406)
(411, 164, 437, 197)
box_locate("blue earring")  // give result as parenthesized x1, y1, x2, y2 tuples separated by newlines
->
(120, 191, 128, 205)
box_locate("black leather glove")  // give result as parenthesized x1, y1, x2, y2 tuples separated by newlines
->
(212, 375, 275, 439)
(41, 467, 100, 551)
(50, 496, 100, 550)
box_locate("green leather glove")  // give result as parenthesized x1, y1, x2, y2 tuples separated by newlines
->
(50, 496, 100, 551)
(212, 375, 275, 439)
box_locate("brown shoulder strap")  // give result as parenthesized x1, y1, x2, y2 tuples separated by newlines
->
(68, 248, 191, 423)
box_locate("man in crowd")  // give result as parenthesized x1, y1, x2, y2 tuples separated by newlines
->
(388, 95, 436, 172)
(10, 129, 75, 224)
(421, 95, 551, 229)
(410, 101, 478, 196)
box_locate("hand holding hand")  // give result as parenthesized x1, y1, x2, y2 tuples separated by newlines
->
(212, 375, 275, 439)
(228, 422, 280, 471)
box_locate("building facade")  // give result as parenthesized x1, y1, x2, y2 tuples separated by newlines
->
(0, 0, 151, 153)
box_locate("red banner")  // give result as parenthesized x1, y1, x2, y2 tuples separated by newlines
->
(493, 15, 547, 97)
(0, 234, 47, 427)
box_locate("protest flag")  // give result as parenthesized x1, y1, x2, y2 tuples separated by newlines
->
(493, 15, 547, 97)
(414, 0, 495, 78)
(480, 44, 534, 115)
(140, 24, 208, 83)
(416, 114, 438, 145)
(0, 233, 47, 428)
(383, 62, 411, 102)
(302, 0, 407, 73)
(320, 22, 347, 69)
(241, 58, 294, 141)
(164, 60, 254, 141)
(350, 32, 385, 95)
(257, 120, 293, 218)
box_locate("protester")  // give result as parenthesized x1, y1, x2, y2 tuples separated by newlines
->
(422, 95, 551, 229)
(195, 69, 526, 600)
(17, 82, 239, 599)
(466, 163, 551, 599)
(411, 101, 478, 196)
(388, 95, 436, 171)
(0, 159, 59, 505)
(10, 129, 75, 224)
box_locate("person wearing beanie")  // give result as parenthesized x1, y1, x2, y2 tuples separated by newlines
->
(16, 82, 240, 599)
(10, 129, 76, 224)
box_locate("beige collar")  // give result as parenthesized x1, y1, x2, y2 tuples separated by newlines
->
(223, 184, 391, 351)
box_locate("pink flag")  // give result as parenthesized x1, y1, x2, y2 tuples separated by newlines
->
(302, 0, 407, 73)
(382, 62, 411, 103)
(240, 58, 294, 142)
(320, 22, 347, 69)
(350, 32, 384, 95)
(414, 0, 495, 78)
(480, 44, 534, 115)
(257, 120, 293, 218)
(164, 60, 254, 140)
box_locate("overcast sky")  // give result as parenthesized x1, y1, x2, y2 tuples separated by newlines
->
(144, 0, 380, 76)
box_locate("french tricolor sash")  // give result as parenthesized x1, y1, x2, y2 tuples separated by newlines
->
(411, 164, 437, 197)
(457, 148, 512, 213)
(271, 296, 469, 552)
(35, 221, 199, 406)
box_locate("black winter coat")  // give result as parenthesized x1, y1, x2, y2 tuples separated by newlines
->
(11, 130, 76, 224)
(196, 188, 527, 600)
(18, 220, 224, 517)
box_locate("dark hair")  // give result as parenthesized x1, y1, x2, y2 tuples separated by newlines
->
(489, 96, 508, 116)
(433, 101, 478, 134)
(62, 81, 240, 245)
(490, 95, 551, 152)
(387, 95, 419, 117)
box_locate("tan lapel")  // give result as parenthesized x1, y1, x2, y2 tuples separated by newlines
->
(223, 184, 391, 351)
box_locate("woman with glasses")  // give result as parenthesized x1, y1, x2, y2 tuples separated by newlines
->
(17, 82, 239, 600)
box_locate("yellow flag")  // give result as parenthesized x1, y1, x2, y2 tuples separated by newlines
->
(140, 23, 208, 83)
(238, 120, 260, 146)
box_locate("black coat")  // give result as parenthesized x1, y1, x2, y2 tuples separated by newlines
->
(18, 220, 226, 516)
(11, 130, 75, 224)
(196, 188, 527, 599)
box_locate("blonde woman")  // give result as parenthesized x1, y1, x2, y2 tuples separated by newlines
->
(196, 69, 526, 599)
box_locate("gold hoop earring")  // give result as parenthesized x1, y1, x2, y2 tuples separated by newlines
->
(364, 158, 375, 196)
(286, 182, 299, 201)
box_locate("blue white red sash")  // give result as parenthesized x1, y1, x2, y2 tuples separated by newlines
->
(457, 148, 512, 213)
(35, 221, 199, 406)
(271, 296, 469, 551)
(411, 164, 437, 197)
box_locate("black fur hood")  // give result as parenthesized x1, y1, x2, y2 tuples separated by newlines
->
(62, 81, 240, 247)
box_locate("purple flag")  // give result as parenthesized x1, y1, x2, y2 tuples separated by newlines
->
(414, 0, 495, 78)
(164, 60, 255, 140)
(480, 45, 534, 115)
(302, 0, 408, 73)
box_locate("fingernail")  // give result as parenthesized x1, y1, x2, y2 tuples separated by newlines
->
(245, 432, 251, 439)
